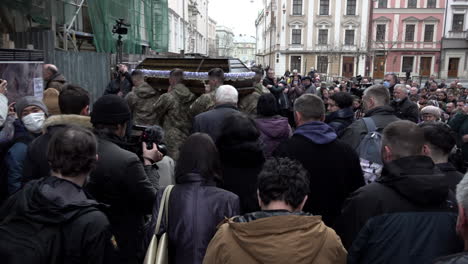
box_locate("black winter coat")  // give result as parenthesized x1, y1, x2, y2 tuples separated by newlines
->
(325, 107, 355, 137)
(143, 173, 240, 264)
(340, 105, 400, 150)
(336, 156, 462, 264)
(437, 162, 464, 192)
(86, 133, 158, 264)
(391, 97, 420, 123)
(217, 139, 265, 214)
(274, 122, 364, 226)
(0, 177, 114, 264)
(192, 104, 239, 142)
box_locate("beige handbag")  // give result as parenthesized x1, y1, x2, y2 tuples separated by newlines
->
(144, 185, 174, 264)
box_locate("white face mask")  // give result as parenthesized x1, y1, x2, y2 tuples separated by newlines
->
(22, 112, 45, 133)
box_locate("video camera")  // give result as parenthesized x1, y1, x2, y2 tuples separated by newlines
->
(130, 125, 168, 157)
(112, 19, 130, 35)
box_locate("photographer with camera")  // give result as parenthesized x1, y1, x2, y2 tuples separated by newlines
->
(86, 95, 161, 264)
(104, 64, 134, 97)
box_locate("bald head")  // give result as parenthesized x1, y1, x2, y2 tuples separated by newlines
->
(43, 64, 59, 81)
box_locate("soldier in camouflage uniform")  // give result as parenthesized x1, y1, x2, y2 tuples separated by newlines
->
(125, 70, 161, 126)
(154, 69, 196, 160)
(189, 68, 225, 117)
(239, 68, 270, 115)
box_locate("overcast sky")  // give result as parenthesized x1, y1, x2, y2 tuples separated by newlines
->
(208, 0, 263, 37)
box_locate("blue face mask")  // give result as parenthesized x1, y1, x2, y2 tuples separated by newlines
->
(383, 81, 390, 88)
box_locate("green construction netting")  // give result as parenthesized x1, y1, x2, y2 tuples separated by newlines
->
(4, 0, 169, 54)
(87, 0, 169, 53)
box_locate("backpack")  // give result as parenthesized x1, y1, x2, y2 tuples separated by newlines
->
(0, 206, 97, 264)
(357, 117, 383, 184)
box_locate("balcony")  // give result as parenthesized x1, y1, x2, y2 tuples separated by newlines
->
(446, 31, 468, 39)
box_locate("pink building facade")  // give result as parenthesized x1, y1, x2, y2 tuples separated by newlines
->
(370, 0, 445, 80)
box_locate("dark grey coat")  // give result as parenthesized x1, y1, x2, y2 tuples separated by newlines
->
(192, 104, 239, 142)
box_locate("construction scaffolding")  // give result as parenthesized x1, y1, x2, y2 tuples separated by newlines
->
(3, 0, 169, 54)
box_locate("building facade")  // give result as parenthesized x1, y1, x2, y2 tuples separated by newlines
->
(255, 0, 370, 78)
(440, 0, 468, 79)
(208, 17, 218, 57)
(370, 0, 445, 80)
(233, 34, 257, 65)
(216, 26, 235, 57)
(168, 0, 209, 55)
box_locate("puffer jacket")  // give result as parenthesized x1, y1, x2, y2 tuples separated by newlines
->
(143, 173, 240, 264)
(325, 107, 355, 137)
(203, 210, 347, 264)
(336, 156, 463, 264)
(125, 82, 161, 126)
(255, 116, 292, 157)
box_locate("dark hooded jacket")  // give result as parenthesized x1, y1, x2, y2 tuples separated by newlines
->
(255, 116, 292, 158)
(437, 162, 463, 192)
(336, 156, 462, 264)
(274, 121, 364, 226)
(0, 176, 114, 264)
(143, 173, 240, 264)
(325, 107, 355, 137)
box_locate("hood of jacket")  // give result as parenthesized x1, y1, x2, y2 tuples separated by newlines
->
(294, 121, 337, 144)
(49, 73, 67, 83)
(379, 156, 450, 206)
(227, 212, 338, 263)
(365, 105, 396, 117)
(43, 114, 92, 132)
(135, 82, 158, 99)
(8, 177, 102, 224)
(172, 83, 195, 104)
(255, 116, 290, 139)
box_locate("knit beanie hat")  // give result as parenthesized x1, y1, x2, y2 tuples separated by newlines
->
(15, 96, 49, 118)
(420, 105, 441, 119)
(90, 95, 131, 125)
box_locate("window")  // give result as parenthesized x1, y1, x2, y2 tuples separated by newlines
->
(320, 0, 329, 15)
(376, 24, 386, 41)
(378, 0, 387, 8)
(347, 0, 356, 15)
(402, 57, 414, 72)
(317, 56, 328, 73)
(292, 29, 301, 44)
(293, 0, 302, 15)
(318, 29, 328, 44)
(427, 0, 436, 8)
(453, 14, 465, 32)
(405, 25, 415, 42)
(345, 30, 355, 45)
(291, 56, 302, 73)
(408, 0, 417, 8)
(424, 25, 434, 42)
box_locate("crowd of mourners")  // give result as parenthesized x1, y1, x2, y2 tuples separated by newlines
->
(1, 63, 468, 264)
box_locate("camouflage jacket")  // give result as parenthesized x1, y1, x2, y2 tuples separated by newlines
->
(239, 83, 270, 115)
(126, 82, 160, 126)
(154, 84, 196, 159)
(189, 90, 217, 117)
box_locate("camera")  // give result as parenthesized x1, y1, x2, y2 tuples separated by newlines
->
(112, 19, 130, 35)
(132, 125, 168, 156)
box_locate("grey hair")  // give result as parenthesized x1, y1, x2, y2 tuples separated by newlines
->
(395, 84, 409, 94)
(457, 175, 468, 210)
(215, 85, 238, 105)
